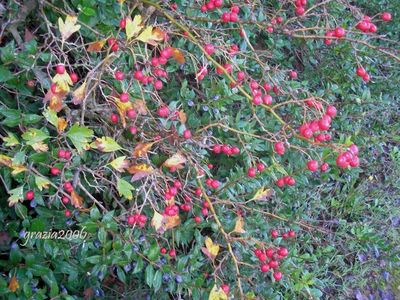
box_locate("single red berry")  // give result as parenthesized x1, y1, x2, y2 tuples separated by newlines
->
(326, 105, 337, 117)
(120, 92, 129, 103)
(362, 73, 370, 82)
(231, 147, 240, 155)
(288, 230, 296, 238)
(277, 247, 288, 257)
(70, 73, 78, 83)
(65, 210, 71, 217)
(183, 129, 192, 139)
(334, 27, 346, 38)
(368, 23, 377, 33)
(336, 153, 349, 168)
(271, 229, 279, 238)
(154, 80, 163, 90)
(194, 215, 201, 223)
(157, 105, 170, 118)
(276, 178, 285, 187)
(25, 190, 35, 201)
(269, 260, 279, 269)
(160, 247, 167, 254)
(211, 180, 220, 189)
(307, 160, 319, 172)
(273, 271, 282, 281)
(260, 264, 270, 273)
(265, 248, 274, 258)
(110, 113, 119, 123)
(356, 67, 366, 77)
(200, 5, 207, 12)
(214, 0, 223, 8)
(381, 12, 392, 22)
(221, 12, 230, 23)
(221, 284, 230, 295)
(134, 70, 144, 81)
(274, 142, 285, 155)
(119, 18, 126, 29)
(201, 207, 208, 216)
(247, 167, 257, 178)
(115, 70, 125, 81)
(257, 163, 265, 172)
(64, 181, 73, 193)
(276, 16, 283, 23)
(127, 109, 136, 119)
(348, 144, 359, 155)
(295, 6, 305, 15)
(195, 188, 202, 196)
(204, 44, 215, 56)
(129, 126, 137, 135)
(170, 2, 177, 10)
(50, 167, 61, 176)
(58, 149, 66, 159)
(231, 5, 239, 14)
(320, 162, 329, 172)
(289, 70, 298, 79)
(56, 64, 65, 74)
(62, 196, 69, 204)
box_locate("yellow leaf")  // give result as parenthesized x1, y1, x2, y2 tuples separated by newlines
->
(11, 164, 26, 175)
(133, 142, 154, 158)
(172, 48, 185, 64)
(35, 175, 51, 191)
(53, 73, 72, 93)
(163, 152, 186, 169)
(8, 275, 19, 292)
(114, 97, 133, 128)
(128, 163, 154, 181)
(90, 137, 122, 152)
(209, 285, 228, 300)
(71, 190, 83, 208)
(57, 117, 68, 132)
(45, 88, 67, 112)
(0, 154, 12, 167)
(233, 216, 246, 234)
(58, 15, 81, 41)
(251, 187, 274, 201)
(136, 27, 165, 45)
(72, 82, 87, 105)
(126, 15, 143, 40)
(151, 210, 166, 233)
(31, 141, 48, 152)
(109, 156, 129, 172)
(202, 237, 219, 260)
(87, 39, 106, 52)
(2, 133, 19, 147)
(165, 215, 181, 230)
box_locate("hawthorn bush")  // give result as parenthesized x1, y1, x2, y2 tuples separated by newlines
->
(0, 0, 399, 299)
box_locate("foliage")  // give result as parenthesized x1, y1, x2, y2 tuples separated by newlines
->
(0, 0, 399, 299)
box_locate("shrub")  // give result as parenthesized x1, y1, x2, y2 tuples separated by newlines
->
(0, 0, 399, 299)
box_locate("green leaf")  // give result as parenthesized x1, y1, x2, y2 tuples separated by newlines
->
(66, 123, 94, 152)
(15, 202, 28, 219)
(145, 264, 154, 287)
(91, 136, 122, 152)
(23, 114, 42, 125)
(22, 128, 49, 145)
(2, 132, 20, 146)
(43, 108, 58, 127)
(0, 65, 12, 82)
(8, 185, 24, 206)
(153, 270, 162, 292)
(117, 178, 134, 200)
(35, 175, 51, 191)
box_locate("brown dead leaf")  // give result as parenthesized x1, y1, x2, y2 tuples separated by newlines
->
(165, 215, 181, 230)
(87, 39, 107, 52)
(72, 82, 86, 105)
(44, 88, 67, 112)
(133, 142, 154, 158)
(24, 28, 34, 42)
(71, 190, 83, 208)
(8, 275, 19, 292)
(163, 152, 186, 169)
(57, 117, 68, 132)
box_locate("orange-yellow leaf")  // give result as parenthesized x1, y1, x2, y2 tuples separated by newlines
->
(71, 190, 83, 208)
(165, 215, 181, 230)
(128, 163, 154, 181)
(57, 117, 68, 132)
(136, 26, 165, 46)
(0, 155, 12, 167)
(114, 97, 133, 128)
(172, 48, 185, 64)
(233, 216, 246, 234)
(58, 15, 81, 40)
(87, 39, 106, 52)
(163, 152, 186, 169)
(8, 275, 19, 292)
(72, 82, 87, 105)
(178, 110, 187, 124)
(133, 142, 154, 158)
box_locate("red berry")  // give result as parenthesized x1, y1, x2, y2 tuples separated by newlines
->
(194, 216, 201, 223)
(201, 5, 207, 12)
(169, 249, 176, 257)
(356, 67, 366, 77)
(230, 12, 238, 22)
(62, 196, 69, 204)
(276, 178, 285, 187)
(247, 167, 257, 178)
(271, 229, 279, 238)
(110, 113, 119, 123)
(265, 248, 274, 258)
(362, 73, 370, 82)
(127, 109, 136, 119)
(70, 73, 78, 83)
(157, 106, 170, 118)
(171, 2, 177, 10)
(213, 144, 221, 154)
(221, 284, 230, 295)
(320, 163, 329, 172)
(129, 126, 137, 135)
(211, 180, 220, 189)
(334, 27, 346, 38)
(201, 207, 208, 216)
(295, 6, 305, 15)
(307, 160, 319, 172)
(64, 181, 73, 193)
(260, 264, 270, 272)
(348, 144, 359, 155)
(231, 147, 240, 155)
(237, 71, 246, 81)
(134, 70, 144, 81)
(119, 18, 126, 29)
(25, 190, 35, 201)
(214, 0, 223, 7)
(120, 92, 129, 103)
(276, 16, 283, 23)
(274, 142, 285, 155)
(204, 44, 215, 56)
(273, 271, 282, 281)
(65, 210, 71, 217)
(221, 12, 230, 23)
(381, 12, 392, 22)
(50, 167, 60, 176)
(257, 163, 265, 172)
(173, 180, 182, 189)
(195, 188, 202, 196)
(326, 105, 337, 117)
(356, 20, 370, 32)
(288, 230, 296, 238)
(336, 153, 349, 168)
(154, 80, 163, 90)
(160, 247, 167, 254)
(368, 23, 377, 33)
(183, 129, 192, 139)
(277, 247, 288, 257)
(58, 149, 66, 159)
(56, 64, 65, 74)
(269, 260, 279, 269)
(115, 70, 125, 81)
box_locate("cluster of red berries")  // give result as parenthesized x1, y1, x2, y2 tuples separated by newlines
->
(249, 80, 274, 105)
(164, 180, 182, 200)
(57, 149, 72, 160)
(336, 144, 359, 168)
(205, 178, 220, 189)
(107, 37, 119, 52)
(200, 0, 223, 12)
(294, 0, 307, 16)
(276, 176, 296, 187)
(51, 64, 78, 93)
(160, 247, 177, 258)
(298, 105, 336, 140)
(164, 205, 180, 217)
(271, 229, 296, 239)
(356, 67, 370, 82)
(305, 99, 323, 110)
(254, 245, 290, 281)
(127, 213, 147, 227)
(196, 65, 208, 81)
(306, 160, 329, 172)
(221, 6, 240, 23)
(212, 144, 241, 156)
(247, 163, 265, 177)
(200, 200, 210, 217)
(356, 16, 378, 33)
(63, 181, 75, 217)
(324, 27, 346, 45)
(216, 63, 232, 75)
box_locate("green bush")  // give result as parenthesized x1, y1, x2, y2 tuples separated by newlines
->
(0, 0, 399, 299)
